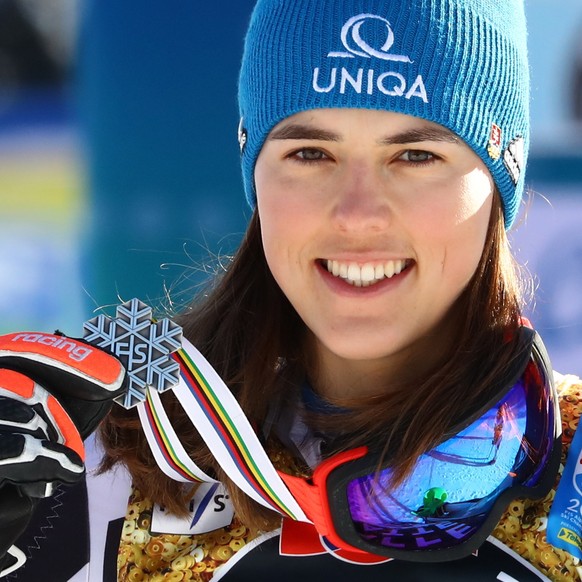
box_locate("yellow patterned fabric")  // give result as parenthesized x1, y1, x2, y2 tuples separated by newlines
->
(117, 373, 582, 581)
(493, 374, 582, 581)
(117, 487, 261, 581)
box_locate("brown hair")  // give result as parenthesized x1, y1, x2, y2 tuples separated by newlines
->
(99, 192, 525, 530)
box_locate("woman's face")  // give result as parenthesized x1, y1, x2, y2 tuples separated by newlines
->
(255, 108, 494, 391)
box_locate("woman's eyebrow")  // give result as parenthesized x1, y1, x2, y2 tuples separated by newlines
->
(379, 127, 460, 145)
(268, 123, 341, 141)
(268, 123, 459, 145)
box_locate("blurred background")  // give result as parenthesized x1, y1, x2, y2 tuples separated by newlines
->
(0, 0, 580, 375)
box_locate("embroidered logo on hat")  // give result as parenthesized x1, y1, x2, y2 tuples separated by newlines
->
(238, 117, 248, 154)
(503, 136, 524, 185)
(313, 13, 427, 102)
(328, 13, 412, 62)
(487, 123, 502, 160)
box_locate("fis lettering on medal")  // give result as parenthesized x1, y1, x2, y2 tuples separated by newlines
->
(83, 298, 183, 408)
(312, 13, 428, 103)
(11, 333, 93, 362)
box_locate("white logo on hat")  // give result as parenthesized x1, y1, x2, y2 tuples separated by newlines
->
(238, 117, 247, 154)
(312, 13, 427, 102)
(328, 14, 412, 63)
(503, 136, 524, 185)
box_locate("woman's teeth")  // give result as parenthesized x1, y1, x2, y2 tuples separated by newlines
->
(325, 259, 407, 287)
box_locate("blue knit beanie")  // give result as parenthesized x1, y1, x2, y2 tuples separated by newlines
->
(238, 0, 529, 229)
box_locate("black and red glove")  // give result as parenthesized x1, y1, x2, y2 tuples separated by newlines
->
(0, 332, 126, 577)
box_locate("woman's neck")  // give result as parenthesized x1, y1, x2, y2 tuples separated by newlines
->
(307, 320, 459, 403)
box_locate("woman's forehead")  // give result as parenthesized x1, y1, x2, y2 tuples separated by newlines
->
(269, 108, 461, 143)
(268, 109, 462, 145)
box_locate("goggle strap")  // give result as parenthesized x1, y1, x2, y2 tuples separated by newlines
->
(138, 337, 311, 523)
(532, 330, 561, 442)
(278, 460, 384, 557)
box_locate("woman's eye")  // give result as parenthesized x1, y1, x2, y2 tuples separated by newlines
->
(399, 150, 435, 163)
(293, 148, 328, 161)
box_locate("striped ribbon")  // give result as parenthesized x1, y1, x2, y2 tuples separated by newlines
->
(138, 338, 310, 523)
(137, 388, 217, 483)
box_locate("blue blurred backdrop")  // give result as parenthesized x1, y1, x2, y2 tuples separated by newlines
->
(0, 0, 581, 375)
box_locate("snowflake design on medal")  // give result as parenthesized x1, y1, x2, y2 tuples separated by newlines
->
(83, 298, 183, 408)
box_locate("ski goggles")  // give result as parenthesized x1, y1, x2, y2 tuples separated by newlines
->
(277, 327, 561, 561)
(97, 307, 560, 562)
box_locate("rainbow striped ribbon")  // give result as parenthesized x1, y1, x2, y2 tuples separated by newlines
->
(137, 388, 217, 483)
(138, 338, 310, 523)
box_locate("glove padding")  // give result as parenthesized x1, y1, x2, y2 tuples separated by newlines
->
(0, 370, 85, 495)
(0, 332, 126, 438)
(0, 332, 126, 576)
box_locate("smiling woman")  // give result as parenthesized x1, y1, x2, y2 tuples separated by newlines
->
(0, 0, 580, 580)
(255, 109, 495, 388)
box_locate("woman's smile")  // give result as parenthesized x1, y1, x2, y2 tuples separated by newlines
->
(321, 258, 411, 287)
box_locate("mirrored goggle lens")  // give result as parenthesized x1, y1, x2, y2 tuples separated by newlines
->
(342, 355, 557, 558)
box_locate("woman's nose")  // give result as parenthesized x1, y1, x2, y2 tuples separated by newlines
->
(331, 164, 392, 232)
